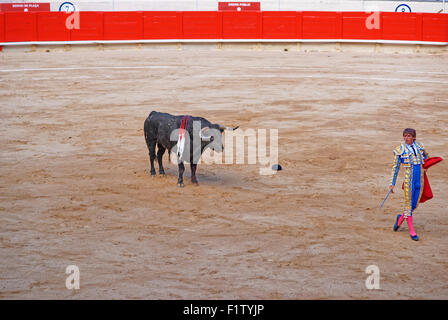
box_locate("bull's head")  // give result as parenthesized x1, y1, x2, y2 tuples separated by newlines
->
(199, 124, 239, 152)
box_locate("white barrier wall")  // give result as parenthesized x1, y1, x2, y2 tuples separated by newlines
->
(0, 0, 446, 13)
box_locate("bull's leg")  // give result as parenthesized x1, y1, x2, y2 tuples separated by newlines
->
(177, 161, 185, 188)
(190, 164, 198, 185)
(148, 140, 157, 176)
(157, 144, 166, 176)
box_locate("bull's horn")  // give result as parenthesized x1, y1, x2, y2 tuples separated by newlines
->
(219, 125, 239, 131)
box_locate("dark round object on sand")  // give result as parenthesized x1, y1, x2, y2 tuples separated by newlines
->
(272, 164, 282, 171)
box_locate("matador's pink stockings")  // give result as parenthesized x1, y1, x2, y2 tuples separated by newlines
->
(406, 216, 417, 236)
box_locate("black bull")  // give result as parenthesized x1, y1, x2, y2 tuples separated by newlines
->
(144, 111, 238, 187)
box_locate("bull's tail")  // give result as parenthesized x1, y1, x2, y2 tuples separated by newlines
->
(144, 111, 158, 163)
(143, 117, 151, 149)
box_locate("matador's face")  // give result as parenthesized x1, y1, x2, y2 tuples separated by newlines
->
(403, 133, 415, 145)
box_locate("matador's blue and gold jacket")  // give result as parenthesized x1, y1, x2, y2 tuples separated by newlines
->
(390, 141, 428, 187)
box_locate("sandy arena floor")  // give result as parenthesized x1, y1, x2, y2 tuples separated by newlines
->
(0, 47, 447, 299)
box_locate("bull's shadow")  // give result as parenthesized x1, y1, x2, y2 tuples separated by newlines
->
(153, 155, 250, 189)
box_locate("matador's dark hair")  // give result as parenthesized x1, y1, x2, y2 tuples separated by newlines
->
(403, 128, 416, 139)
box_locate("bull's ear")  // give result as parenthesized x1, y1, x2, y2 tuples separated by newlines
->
(199, 127, 213, 141)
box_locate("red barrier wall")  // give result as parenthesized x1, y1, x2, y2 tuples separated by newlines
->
(1, 11, 447, 43)
(104, 11, 143, 40)
(422, 13, 448, 42)
(262, 11, 300, 39)
(71, 12, 103, 41)
(37, 12, 70, 41)
(342, 12, 381, 40)
(382, 12, 422, 41)
(0, 13, 4, 42)
(5, 12, 37, 42)
(183, 11, 221, 39)
(143, 12, 182, 39)
(222, 11, 262, 39)
(302, 11, 342, 39)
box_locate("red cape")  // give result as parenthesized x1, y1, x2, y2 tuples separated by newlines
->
(402, 157, 443, 203)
